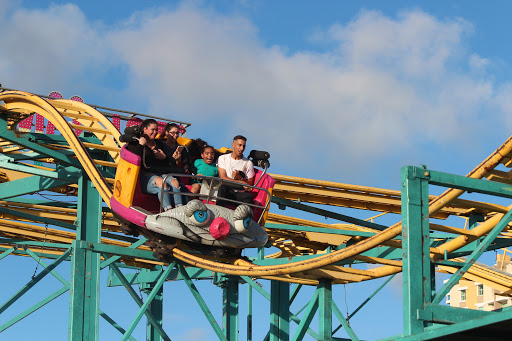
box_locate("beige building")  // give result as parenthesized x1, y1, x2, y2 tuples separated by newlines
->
(445, 254, 511, 311)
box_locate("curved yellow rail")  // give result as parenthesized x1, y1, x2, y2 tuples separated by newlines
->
(0, 91, 115, 205)
(50, 98, 122, 162)
(2, 90, 512, 286)
(170, 134, 512, 276)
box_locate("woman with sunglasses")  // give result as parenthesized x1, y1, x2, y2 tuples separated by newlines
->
(160, 122, 192, 201)
(160, 123, 192, 173)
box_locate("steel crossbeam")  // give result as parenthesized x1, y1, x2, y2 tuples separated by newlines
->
(399, 166, 512, 340)
(5, 90, 512, 341)
(178, 263, 227, 341)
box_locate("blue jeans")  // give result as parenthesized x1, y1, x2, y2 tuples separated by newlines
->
(140, 172, 183, 210)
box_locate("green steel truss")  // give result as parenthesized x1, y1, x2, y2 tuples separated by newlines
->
(2, 102, 512, 339)
(392, 166, 512, 340)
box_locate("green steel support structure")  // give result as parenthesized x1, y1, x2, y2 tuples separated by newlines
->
(247, 282, 253, 341)
(140, 268, 164, 341)
(3, 162, 512, 340)
(318, 280, 332, 341)
(69, 174, 102, 341)
(222, 276, 239, 341)
(270, 280, 290, 341)
(398, 166, 512, 340)
(108, 260, 172, 341)
(4, 101, 512, 340)
(401, 166, 431, 336)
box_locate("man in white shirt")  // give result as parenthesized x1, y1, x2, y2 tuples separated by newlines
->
(217, 135, 255, 206)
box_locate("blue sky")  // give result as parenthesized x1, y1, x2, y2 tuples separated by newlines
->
(1, 1, 512, 340)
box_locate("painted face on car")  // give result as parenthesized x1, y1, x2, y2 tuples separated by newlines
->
(144, 200, 268, 248)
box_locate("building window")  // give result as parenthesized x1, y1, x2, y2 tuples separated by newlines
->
(477, 306, 484, 310)
(446, 294, 450, 303)
(503, 302, 508, 308)
(477, 284, 484, 296)
(460, 290, 466, 302)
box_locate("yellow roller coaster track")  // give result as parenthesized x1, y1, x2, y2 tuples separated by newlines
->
(2, 90, 512, 288)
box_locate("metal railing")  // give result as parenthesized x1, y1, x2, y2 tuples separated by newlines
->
(0, 87, 192, 126)
(159, 173, 271, 225)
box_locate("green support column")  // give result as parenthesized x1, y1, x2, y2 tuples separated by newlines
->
(401, 166, 430, 336)
(270, 280, 290, 341)
(292, 290, 319, 341)
(318, 279, 332, 341)
(222, 277, 239, 341)
(140, 269, 164, 341)
(69, 174, 102, 341)
(247, 284, 253, 341)
(468, 215, 484, 230)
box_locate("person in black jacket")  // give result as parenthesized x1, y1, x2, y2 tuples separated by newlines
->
(127, 119, 184, 211)
(160, 123, 192, 174)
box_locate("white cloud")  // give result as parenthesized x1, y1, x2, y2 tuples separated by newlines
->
(0, 0, 19, 19)
(0, 3, 106, 91)
(328, 10, 471, 76)
(1, 3, 510, 181)
(108, 7, 508, 179)
(183, 328, 208, 341)
(469, 54, 489, 72)
(389, 272, 403, 296)
(494, 83, 512, 127)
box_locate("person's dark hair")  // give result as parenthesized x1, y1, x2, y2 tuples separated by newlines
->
(140, 119, 158, 130)
(201, 145, 215, 153)
(158, 122, 180, 140)
(165, 123, 180, 132)
(233, 135, 247, 142)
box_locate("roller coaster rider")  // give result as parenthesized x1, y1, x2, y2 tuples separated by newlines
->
(160, 122, 192, 174)
(217, 135, 255, 207)
(126, 119, 184, 211)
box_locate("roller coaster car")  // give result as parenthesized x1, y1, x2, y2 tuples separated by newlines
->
(110, 144, 273, 250)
